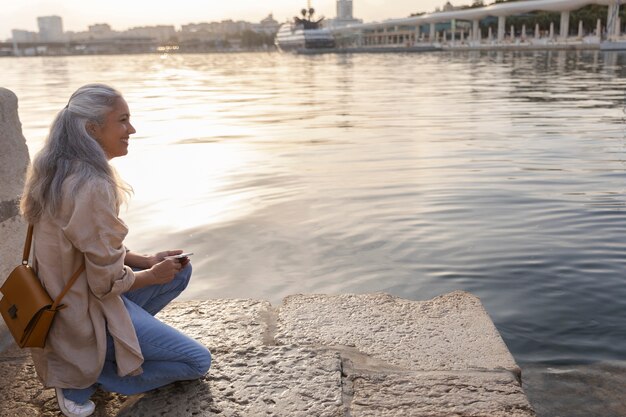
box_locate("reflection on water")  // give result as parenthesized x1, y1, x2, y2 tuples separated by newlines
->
(3, 50, 626, 416)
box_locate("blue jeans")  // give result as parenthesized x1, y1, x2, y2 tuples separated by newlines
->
(64, 264, 212, 403)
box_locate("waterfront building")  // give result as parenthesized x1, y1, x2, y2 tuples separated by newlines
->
(88, 24, 114, 38)
(252, 14, 280, 34)
(325, 0, 363, 28)
(330, 0, 624, 49)
(181, 22, 218, 34)
(67, 24, 115, 42)
(179, 23, 223, 42)
(3, 12, 278, 54)
(218, 20, 253, 35)
(337, 0, 353, 19)
(11, 30, 38, 42)
(37, 16, 63, 41)
(182, 20, 252, 36)
(124, 25, 176, 43)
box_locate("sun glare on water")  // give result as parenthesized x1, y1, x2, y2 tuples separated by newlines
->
(113, 135, 264, 235)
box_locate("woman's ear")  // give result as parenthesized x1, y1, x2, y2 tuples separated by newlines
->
(86, 121, 98, 138)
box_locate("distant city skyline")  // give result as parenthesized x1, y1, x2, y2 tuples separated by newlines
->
(1, 0, 474, 40)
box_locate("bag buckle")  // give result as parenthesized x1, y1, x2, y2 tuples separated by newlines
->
(8, 304, 17, 319)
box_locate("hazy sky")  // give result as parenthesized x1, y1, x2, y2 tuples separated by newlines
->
(0, 0, 474, 40)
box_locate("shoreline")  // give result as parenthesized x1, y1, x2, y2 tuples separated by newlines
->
(3, 39, 626, 58)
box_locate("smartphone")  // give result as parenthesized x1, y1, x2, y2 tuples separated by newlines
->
(166, 252, 193, 259)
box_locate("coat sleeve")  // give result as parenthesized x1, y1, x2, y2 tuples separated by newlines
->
(62, 179, 136, 299)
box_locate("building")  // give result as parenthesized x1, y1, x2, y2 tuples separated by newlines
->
(252, 14, 280, 34)
(88, 24, 114, 38)
(11, 29, 38, 42)
(337, 0, 353, 20)
(216, 20, 253, 35)
(67, 24, 116, 42)
(37, 15, 64, 41)
(326, 0, 362, 28)
(179, 23, 223, 42)
(124, 25, 176, 43)
(332, 0, 625, 47)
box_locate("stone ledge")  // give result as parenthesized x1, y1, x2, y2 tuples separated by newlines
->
(0, 292, 536, 416)
(0, 87, 30, 348)
(0, 87, 29, 203)
(347, 371, 534, 417)
(276, 292, 520, 375)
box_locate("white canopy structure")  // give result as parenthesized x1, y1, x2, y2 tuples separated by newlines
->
(329, 0, 622, 45)
(333, 0, 618, 30)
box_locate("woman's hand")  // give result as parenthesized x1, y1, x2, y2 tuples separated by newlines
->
(127, 249, 191, 290)
(148, 258, 182, 285)
(147, 250, 188, 268)
(155, 250, 183, 261)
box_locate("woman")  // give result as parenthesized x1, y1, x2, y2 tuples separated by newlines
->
(20, 84, 211, 417)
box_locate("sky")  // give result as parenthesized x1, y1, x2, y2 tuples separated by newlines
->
(0, 0, 474, 40)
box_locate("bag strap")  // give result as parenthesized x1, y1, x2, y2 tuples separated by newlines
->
(51, 263, 86, 310)
(25, 224, 86, 310)
(22, 224, 34, 265)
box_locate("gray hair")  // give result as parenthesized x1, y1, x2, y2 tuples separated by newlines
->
(21, 83, 132, 223)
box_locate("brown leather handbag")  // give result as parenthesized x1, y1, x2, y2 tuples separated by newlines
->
(0, 225, 85, 348)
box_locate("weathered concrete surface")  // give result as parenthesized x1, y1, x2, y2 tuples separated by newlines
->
(348, 371, 533, 417)
(0, 88, 30, 348)
(276, 292, 520, 374)
(0, 292, 536, 416)
(0, 88, 29, 204)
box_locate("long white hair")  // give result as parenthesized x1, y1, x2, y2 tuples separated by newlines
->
(21, 83, 132, 223)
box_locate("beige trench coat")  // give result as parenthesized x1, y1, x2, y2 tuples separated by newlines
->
(30, 175, 144, 388)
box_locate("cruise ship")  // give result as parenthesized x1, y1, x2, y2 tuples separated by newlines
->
(275, 6, 335, 52)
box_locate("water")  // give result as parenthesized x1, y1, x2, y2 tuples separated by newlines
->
(2, 50, 626, 416)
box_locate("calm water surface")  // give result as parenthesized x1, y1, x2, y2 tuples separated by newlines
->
(2, 51, 626, 416)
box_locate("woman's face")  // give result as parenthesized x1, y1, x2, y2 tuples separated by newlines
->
(91, 97, 136, 160)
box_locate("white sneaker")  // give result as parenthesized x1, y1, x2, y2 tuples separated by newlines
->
(55, 388, 96, 417)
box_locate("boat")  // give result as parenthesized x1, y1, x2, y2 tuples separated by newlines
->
(275, 4, 335, 52)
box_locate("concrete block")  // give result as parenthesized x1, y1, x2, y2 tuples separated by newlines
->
(275, 291, 520, 374)
(0, 88, 29, 202)
(347, 371, 534, 417)
(0, 87, 29, 281)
